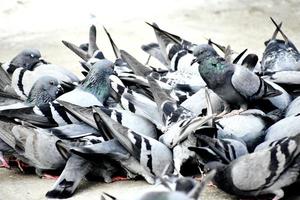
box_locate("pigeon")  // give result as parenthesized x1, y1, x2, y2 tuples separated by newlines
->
(46, 153, 93, 199)
(215, 109, 281, 151)
(146, 76, 214, 175)
(1, 48, 44, 72)
(263, 114, 300, 143)
(0, 76, 67, 127)
(192, 44, 282, 115)
(180, 87, 224, 117)
(285, 96, 300, 117)
(144, 22, 206, 89)
(0, 75, 63, 107)
(57, 59, 115, 107)
(0, 51, 78, 100)
(92, 106, 174, 178)
(1, 59, 116, 127)
(71, 139, 157, 184)
(205, 133, 300, 199)
(189, 135, 248, 165)
(57, 100, 157, 139)
(109, 75, 164, 128)
(261, 18, 300, 74)
(259, 79, 291, 111)
(101, 170, 216, 200)
(146, 76, 213, 148)
(0, 119, 67, 176)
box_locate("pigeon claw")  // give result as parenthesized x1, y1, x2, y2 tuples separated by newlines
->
(0, 159, 10, 169)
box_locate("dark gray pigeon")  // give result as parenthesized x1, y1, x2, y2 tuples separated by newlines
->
(1, 48, 43, 72)
(205, 133, 300, 199)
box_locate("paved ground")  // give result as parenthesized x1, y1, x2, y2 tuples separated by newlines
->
(1, 0, 300, 199)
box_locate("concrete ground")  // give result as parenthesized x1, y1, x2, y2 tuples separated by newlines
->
(1, 0, 300, 199)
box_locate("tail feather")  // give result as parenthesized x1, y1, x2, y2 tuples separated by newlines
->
(62, 40, 90, 61)
(88, 25, 99, 56)
(120, 50, 152, 76)
(103, 26, 121, 59)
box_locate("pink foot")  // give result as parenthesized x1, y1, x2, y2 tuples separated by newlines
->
(207, 182, 217, 188)
(112, 176, 129, 182)
(0, 155, 10, 169)
(16, 160, 29, 172)
(0, 160, 10, 169)
(42, 174, 59, 180)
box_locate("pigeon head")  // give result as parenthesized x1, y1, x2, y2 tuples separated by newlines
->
(191, 44, 218, 65)
(26, 76, 63, 105)
(80, 59, 114, 103)
(10, 48, 42, 71)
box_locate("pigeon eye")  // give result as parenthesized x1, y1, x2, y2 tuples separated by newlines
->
(30, 54, 35, 58)
(49, 81, 54, 85)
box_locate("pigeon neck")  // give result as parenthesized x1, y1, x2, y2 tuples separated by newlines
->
(80, 72, 111, 103)
(26, 91, 54, 106)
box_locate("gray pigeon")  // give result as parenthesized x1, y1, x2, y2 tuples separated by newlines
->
(1, 75, 63, 106)
(71, 139, 156, 184)
(215, 109, 280, 151)
(285, 96, 300, 117)
(144, 22, 206, 90)
(57, 100, 157, 139)
(92, 106, 174, 178)
(62, 25, 102, 63)
(46, 153, 92, 199)
(263, 114, 300, 143)
(205, 133, 300, 199)
(1, 48, 43, 72)
(57, 59, 115, 107)
(0, 59, 116, 127)
(109, 75, 164, 128)
(146, 76, 213, 175)
(261, 18, 300, 73)
(189, 135, 248, 164)
(0, 76, 64, 126)
(0, 119, 66, 176)
(2, 59, 78, 100)
(192, 44, 282, 115)
(146, 76, 213, 148)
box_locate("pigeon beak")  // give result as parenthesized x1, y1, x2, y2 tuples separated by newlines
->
(38, 57, 48, 64)
(191, 58, 198, 66)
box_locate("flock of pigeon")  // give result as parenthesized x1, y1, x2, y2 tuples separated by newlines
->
(0, 17, 300, 200)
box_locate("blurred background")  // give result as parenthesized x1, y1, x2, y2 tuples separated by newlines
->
(1, 0, 300, 199)
(1, 0, 300, 72)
